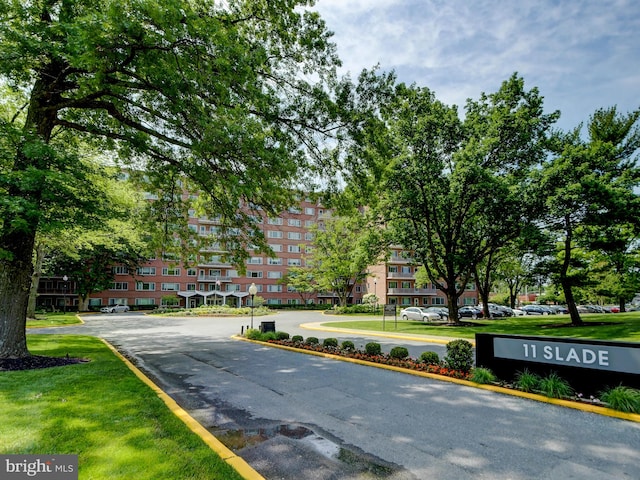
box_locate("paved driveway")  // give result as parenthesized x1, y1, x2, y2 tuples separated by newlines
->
(41, 311, 640, 479)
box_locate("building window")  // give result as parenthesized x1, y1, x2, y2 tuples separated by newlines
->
(137, 267, 156, 276)
(247, 257, 263, 265)
(267, 230, 283, 238)
(304, 232, 314, 240)
(161, 283, 180, 291)
(267, 285, 283, 293)
(268, 218, 283, 225)
(288, 232, 302, 240)
(269, 244, 282, 252)
(388, 266, 398, 273)
(287, 298, 300, 305)
(463, 297, 477, 305)
(187, 268, 197, 276)
(388, 281, 397, 289)
(186, 283, 197, 291)
(304, 220, 315, 228)
(401, 298, 411, 305)
(267, 298, 282, 305)
(267, 271, 282, 279)
(287, 245, 301, 253)
(110, 282, 128, 291)
(304, 207, 315, 215)
(287, 258, 301, 266)
(113, 266, 129, 275)
(288, 218, 301, 227)
(135, 282, 155, 291)
(136, 298, 156, 306)
(268, 258, 283, 265)
(248, 271, 263, 278)
(432, 297, 445, 305)
(162, 267, 181, 276)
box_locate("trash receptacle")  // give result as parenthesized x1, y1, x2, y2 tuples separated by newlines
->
(260, 321, 276, 333)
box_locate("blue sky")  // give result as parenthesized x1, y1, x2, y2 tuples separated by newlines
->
(312, 0, 639, 132)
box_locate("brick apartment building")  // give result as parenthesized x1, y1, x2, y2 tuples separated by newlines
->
(366, 247, 479, 308)
(36, 199, 478, 311)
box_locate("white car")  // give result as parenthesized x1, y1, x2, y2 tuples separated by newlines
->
(399, 306, 441, 322)
(100, 304, 130, 313)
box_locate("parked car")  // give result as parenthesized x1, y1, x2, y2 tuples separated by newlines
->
(424, 306, 449, 321)
(399, 307, 441, 322)
(520, 305, 552, 315)
(549, 305, 569, 314)
(512, 308, 525, 316)
(101, 304, 130, 313)
(458, 306, 483, 319)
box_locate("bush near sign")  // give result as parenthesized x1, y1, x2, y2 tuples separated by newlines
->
(475, 333, 640, 396)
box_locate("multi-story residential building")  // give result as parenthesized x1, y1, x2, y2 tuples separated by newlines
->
(35, 192, 476, 311)
(365, 247, 479, 308)
(82, 197, 364, 309)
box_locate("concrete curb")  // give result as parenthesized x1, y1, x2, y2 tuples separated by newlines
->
(100, 339, 265, 480)
(235, 335, 640, 424)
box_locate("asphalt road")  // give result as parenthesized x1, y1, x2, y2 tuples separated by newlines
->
(38, 310, 640, 480)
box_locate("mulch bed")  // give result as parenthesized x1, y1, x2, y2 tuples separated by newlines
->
(0, 355, 88, 371)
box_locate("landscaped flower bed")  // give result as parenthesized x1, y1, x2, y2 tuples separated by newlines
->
(269, 339, 471, 379)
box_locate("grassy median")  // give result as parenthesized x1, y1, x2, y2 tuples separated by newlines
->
(0, 334, 244, 480)
(323, 312, 640, 342)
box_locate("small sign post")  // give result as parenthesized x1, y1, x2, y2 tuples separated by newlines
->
(383, 304, 396, 330)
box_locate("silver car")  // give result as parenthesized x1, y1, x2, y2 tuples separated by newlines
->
(399, 306, 441, 322)
(100, 304, 130, 313)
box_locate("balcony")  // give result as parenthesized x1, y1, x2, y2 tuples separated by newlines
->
(387, 288, 437, 296)
(197, 275, 232, 283)
(387, 272, 415, 279)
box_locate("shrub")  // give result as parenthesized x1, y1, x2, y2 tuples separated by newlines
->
(420, 351, 440, 365)
(365, 342, 382, 356)
(470, 367, 496, 384)
(389, 346, 409, 360)
(323, 338, 339, 348)
(600, 385, 640, 413)
(305, 337, 319, 345)
(245, 328, 262, 340)
(291, 335, 304, 343)
(341, 340, 355, 351)
(262, 331, 277, 341)
(514, 369, 540, 393)
(275, 331, 290, 340)
(444, 339, 474, 373)
(538, 372, 573, 399)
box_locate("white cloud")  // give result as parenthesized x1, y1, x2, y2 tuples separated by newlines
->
(312, 0, 640, 130)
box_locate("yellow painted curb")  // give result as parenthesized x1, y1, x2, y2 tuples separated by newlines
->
(101, 339, 265, 480)
(235, 336, 640, 423)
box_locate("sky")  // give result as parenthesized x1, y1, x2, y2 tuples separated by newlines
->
(311, 0, 640, 132)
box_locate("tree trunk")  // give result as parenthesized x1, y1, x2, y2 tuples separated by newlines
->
(27, 242, 45, 318)
(0, 229, 38, 358)
(0, 67, 57, 358)
(560, 214, 583, 326)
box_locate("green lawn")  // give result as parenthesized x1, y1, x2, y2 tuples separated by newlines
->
(27, 312, 83, 328)
(0, 335, 244, 480)
(322, 312, 640, 342)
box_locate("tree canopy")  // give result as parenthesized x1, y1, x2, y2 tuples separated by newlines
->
(0, 0, 369, 358)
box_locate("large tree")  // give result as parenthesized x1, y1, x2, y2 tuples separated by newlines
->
(539, 106, 640, 325)
(355, 75, 556, 321)
(307, 213, 387, 307)
(0, 0, 363, 358)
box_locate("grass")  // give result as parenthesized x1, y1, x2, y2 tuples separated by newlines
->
(0, 335, 244, 480)
(323, 312, 640, 342)
(27, 312, 83, 328)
